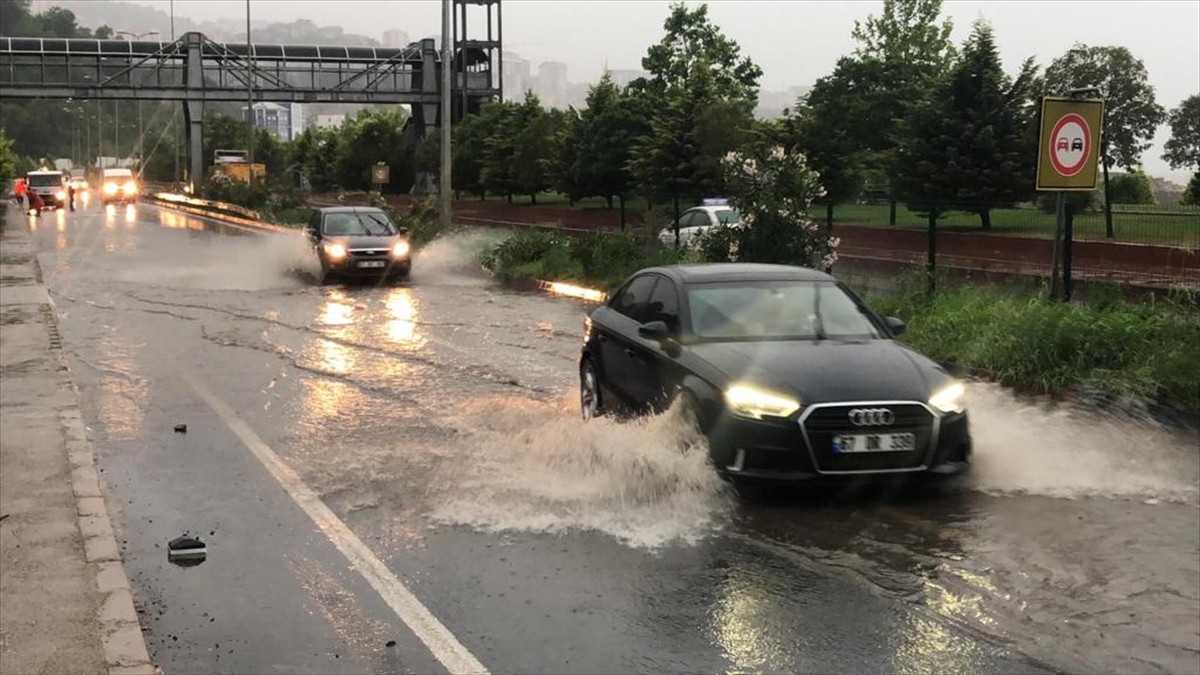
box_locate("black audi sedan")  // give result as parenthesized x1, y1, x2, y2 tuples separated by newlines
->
(305, 207, 412, 283)
(579, 264, 970, 485)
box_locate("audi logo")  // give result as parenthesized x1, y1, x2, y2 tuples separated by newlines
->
(848, 408, 894, 426)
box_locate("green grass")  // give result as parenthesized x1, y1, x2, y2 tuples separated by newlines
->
(830, 203, 1200, 248)
(868, 280, 1200, 410)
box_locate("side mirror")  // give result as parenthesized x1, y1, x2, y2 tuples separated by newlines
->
(638, 320, 673, 342)
(397, 226, 410, 236)
(885, 316, 907, 336)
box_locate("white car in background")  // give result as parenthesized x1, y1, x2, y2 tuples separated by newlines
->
(657, 200, 743, 247)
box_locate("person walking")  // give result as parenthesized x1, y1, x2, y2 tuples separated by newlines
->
(67, 182, 76, 211)
(13, 177, 27, 210)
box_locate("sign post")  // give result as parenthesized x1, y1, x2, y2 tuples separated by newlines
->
(1036, 96, 1104, 300)
(371, 163, 390, 192)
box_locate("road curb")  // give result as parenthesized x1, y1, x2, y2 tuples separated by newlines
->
(32, 241, 158, 675)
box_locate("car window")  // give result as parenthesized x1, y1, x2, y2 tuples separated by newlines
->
(715, 209, 740, 225)
(612, 275, 658, 322)
(683, 210, 708, 228)
(27, 174, 63, 187)
(686, 281, 882, 340)
(644, 277, 680, 332)
(322, 212, 397, 236)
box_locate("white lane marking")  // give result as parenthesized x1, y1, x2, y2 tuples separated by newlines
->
(183, 371, 488, 675)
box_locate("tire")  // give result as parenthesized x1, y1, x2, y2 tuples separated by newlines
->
(580, 358, 603, 421)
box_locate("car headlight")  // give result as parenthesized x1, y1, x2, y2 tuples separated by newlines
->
(391, 240, 411, 258)
(929, 381, 966, 414)
(123, 181, 137, 194)
(325, 242, 347, 260)
(104, 182, 117, 195)
(56, 190, 66, 200)
(725, 384, 801, 420)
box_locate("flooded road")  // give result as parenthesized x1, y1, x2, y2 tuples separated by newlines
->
(28, 202, 1200, 674)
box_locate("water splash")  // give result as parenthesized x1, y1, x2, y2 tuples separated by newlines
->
(965, 382, 1200, 504)
(427, 395, 732, 548)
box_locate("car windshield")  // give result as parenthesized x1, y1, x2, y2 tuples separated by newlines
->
(686, 281, 882, 340)
(322, 212, 398, 236)
(27, 174, 62, 187)
(715, 209, 740, 224)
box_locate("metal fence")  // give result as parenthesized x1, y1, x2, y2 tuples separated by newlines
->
(830, 202, 1200, 251)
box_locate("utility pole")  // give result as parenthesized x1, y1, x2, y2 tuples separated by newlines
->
(171, 0, 180, 187)
(439, 0, 452, 229)
(246, 0, 255, 168)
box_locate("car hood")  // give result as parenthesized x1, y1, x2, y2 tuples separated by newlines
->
(687, 339, 949, 404)
(323, 234, 400, 249)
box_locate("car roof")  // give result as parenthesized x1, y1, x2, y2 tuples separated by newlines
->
(642, 263, 835, 284)
(102, 168, 132, 173)
(314, 206, 387, 214)
(28, 170, 62, 175)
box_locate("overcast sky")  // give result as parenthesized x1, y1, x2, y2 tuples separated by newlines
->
(123, 0, 1200, 182)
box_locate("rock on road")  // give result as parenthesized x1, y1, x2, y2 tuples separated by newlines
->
(22, 200, 1200, 674)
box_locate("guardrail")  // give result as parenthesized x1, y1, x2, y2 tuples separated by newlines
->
(145, 192, 295, 234)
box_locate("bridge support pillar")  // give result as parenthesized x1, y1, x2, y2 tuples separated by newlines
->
(184, 100, 204, 192)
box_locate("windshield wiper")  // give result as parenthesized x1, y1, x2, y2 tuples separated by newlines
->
(813, 289, 827, 341)
(362, 214, 394, 236)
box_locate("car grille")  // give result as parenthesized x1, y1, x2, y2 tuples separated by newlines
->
(349, 248, 389, 257)
(800, 403, 936, 473)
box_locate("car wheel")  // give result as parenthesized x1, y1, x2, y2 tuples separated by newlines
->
(580, 359, 603, 421)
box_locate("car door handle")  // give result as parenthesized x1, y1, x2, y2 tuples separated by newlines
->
(598, 334, 608, 343)
(624, 348, 637, 359)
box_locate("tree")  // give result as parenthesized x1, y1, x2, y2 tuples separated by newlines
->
(573, 73, 643, 208)
(452, 103, 502, 198)
(1107, 170, 1156, 205)
(511, 101, 561, 204)
(292, 126, 339, 191)
(550, 107, 586, 204)
(629, 60, 751, 206)
(849, 0, 957, 224)
(628, 4, 759, 210)
(892, 21, 1037, 229)
(0, 129, 16, 192)
(1163, 94, 1200, 171)
(785, 58, 869, 229)
(1044, 44, 1167, 237)
(1181, 172, 1200, 207)
(942, 21, 1037, 228)
(638, 2, 762, 105)
(334, 107, 409, 192)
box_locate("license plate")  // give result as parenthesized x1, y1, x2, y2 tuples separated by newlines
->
(357, 261, 386, 268)
(832, 432, 916, 453)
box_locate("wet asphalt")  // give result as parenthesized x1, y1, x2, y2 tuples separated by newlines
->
(21, 199, 1200, 674)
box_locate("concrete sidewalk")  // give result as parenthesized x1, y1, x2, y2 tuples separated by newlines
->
(0, 210, 153, 675)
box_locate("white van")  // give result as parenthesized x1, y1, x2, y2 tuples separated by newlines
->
(101, 168, 138, 205)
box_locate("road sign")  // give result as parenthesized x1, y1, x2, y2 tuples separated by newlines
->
(371, 164, 390, 185)
(1036, 97, 1104, 191)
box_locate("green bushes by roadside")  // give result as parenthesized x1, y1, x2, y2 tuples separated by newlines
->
(480, 229, 698, 291)
(869, 282, 1200, 410)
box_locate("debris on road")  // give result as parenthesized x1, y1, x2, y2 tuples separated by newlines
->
(167, 534, 207, 567)
(174, 424, 188, 433)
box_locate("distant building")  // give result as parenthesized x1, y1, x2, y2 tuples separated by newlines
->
(382, 29, 410, 48)
(244, 102, 305, 141)
(535, 61, 568, 109)
(502, 52, 531, 101)
(313, 113, 346, 130)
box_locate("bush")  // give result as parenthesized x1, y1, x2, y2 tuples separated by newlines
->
(1182, 172, 1200, 207)
(480, 229, 697, 291)
(1107, 170, 1157, 205)
(868, 282, 1200, 409)
(1036, 190, 1097, 213)
(202, 174, 269, 210)
(392, 197, 443, 248)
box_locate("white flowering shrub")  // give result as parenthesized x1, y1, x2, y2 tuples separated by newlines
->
(701, 146, 839, 269)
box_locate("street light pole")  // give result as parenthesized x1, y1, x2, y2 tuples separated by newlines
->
(246, 0, 255, 168)
(116, 31, 159, 171)
(440, 0, 452, 230)
(171, 0, 179, 186)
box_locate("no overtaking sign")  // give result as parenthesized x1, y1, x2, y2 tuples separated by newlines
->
(1036, 97, 1104, 191)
